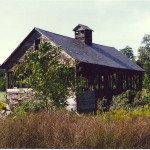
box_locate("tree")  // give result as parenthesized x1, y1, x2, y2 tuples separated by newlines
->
(138, 34, 150, 75)
(138, 34, 150, 89)
(120, 46, 135, 60)
(14, 40, 77, 111)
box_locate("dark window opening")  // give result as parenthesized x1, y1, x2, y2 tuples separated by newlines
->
(35, 39, 41, 50)
(81, 30, 84, 34)
(75, 31, 79, 35)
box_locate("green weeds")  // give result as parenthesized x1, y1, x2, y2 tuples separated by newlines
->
(0, 91, 6, 103)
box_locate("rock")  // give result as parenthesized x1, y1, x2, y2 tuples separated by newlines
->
(66, 95, 76, 111)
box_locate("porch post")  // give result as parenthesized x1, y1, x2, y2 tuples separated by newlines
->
(5, 71, 9, 89)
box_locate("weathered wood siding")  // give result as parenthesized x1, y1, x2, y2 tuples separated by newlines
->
(77, 62, 143, 107)
(77, 91, 96, 113)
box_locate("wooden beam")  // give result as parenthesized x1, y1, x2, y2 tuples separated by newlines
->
(5, 72, 9, 89)
(139, 74, 143, 90)
(118, 74, 123, 92)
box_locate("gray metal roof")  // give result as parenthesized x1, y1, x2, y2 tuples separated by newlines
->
(35, 27, 144, 72)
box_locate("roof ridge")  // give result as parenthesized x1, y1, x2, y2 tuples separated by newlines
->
(1, 27, 144, 72)
(35, 27, 75, 40)
(35, 27, 114, 49)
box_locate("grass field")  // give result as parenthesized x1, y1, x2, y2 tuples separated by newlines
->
(0, 91, 6, 103)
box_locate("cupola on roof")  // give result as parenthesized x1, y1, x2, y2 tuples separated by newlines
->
(73, 24, 93, 31)
(73, 24, 93, 45)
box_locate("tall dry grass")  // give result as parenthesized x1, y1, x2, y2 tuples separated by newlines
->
(0, 110, 150, 148)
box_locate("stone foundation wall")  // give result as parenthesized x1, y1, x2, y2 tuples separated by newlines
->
(6, 88, 34, 111)
(6, 88, 77, 111)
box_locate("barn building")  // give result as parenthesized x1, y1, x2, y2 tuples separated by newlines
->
(1, 24, 144, 112)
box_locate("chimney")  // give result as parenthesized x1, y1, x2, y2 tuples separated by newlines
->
(73, 24, 93, 46)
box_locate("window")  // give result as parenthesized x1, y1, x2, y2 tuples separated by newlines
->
(75, 31, 79, 35)
(81, 30, 84, 34)
(35, 39, 41, 50)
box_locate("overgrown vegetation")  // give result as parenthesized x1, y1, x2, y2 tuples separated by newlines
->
(0, 110, 150, 148)
(97, 89, 150, 113)
(137, 34, 150, 89)
(0, 91, 6, 103)
(11, 101, 45, 118)
(0, 102, 6, 111)
(110, 89, 150, 110)
(0, 89, 148, 148)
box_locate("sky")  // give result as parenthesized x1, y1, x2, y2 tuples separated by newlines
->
(1, 0, 150, 64)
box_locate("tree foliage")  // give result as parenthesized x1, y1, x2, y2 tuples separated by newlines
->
(138, 34, 150, 89)
(14, 41, 77, 110)
(138, 34, 150, 75)
(120, 46, 135, 60)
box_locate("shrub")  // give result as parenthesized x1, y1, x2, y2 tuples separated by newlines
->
(133, 89, 150, 107)
(0, 102, 6, 111)
(18, 101, 45, 112)
(108, 89, 150, 111)
(11, 101, 45, 118)
(109, 92, 131, 111)
(97, 97, 108, 114)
